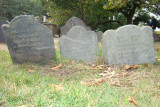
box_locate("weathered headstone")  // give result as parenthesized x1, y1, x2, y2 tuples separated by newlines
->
(61, 17, 91, 36)
(102, 25, 155, 65)
(2, 15, 56, 64)
(153, 33, 160, 42)
(0, 21, 8, 43)
(96, 31, 103, 42)
(59, 26, 99, 62)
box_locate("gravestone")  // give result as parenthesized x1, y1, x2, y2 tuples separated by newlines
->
(43, 23, 59, 38)
(2, 15, 56, 64)
(96, 31, 103, 42)
(59, 26, 99, 62)
(0, 21, 8, 43)
(153, 33, 160, 42)
(61, 17, 91, 36)
(102, 25, 155, 65)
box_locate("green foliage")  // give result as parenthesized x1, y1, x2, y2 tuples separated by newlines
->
(133, 10, 150, 25)
(41, 0, 123, 31)
(103, 0, 160, 24)
(40, 0, 159, 31)
(0, 0, 45, 21)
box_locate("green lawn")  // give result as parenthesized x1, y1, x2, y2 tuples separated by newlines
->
(0, 44, 160, 106)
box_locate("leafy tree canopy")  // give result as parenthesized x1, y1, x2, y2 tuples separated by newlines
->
(0, 0, 45, 21)
(103, 0, 160, 24)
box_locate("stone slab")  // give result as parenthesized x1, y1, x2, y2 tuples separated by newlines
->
(61, 17, 91, 36)
(102, 25, 155, 65)
(2, 15, 56, 64)
(59, 26, 99, 62)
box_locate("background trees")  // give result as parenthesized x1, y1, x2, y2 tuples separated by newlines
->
(1, 0, 159, 31)
(0, 0, 45, 21)
(40, 0, 159, 31)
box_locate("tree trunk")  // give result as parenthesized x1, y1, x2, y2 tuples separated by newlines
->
(126, 16, 132, 24)
(125, 13, 134, 24)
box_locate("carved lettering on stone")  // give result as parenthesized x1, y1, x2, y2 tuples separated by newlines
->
(2, 15, 56, 63)
(102, 25, 155, 65)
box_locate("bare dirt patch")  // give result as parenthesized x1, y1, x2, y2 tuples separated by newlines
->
(0, 43, 8, 52)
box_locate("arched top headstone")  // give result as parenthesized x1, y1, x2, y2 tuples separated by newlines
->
(102, 25, 155, 65)
(59, 26, 98, 62)
(61, 17, 91, 36)
(2, 15, 56, 64)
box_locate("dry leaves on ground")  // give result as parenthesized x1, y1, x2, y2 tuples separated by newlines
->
(80, 77, 108, 86)
(99, 70, 118, 77)
(51, 64, 62, 70)
(89, 65, 105, 70)
(17, 106, 28, 107)
(128, 97, 138, 105)
(111, 80, 120, 87)
(124, 65, 139, 70)
(27, 69, 35, 73)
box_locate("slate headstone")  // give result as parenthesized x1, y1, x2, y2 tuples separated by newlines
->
(102, 25, 155, 65)
(2, 15, 56, 64)
(96, 31, 103, 42)
(0, 21, 8, 43)
(59, 26, 99, 62)
(61, 17, 91, 36)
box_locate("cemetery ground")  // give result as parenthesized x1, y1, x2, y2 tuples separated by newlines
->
(0, 39, 160, 107)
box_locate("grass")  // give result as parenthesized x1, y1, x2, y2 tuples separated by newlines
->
(0, 42, 160, 106)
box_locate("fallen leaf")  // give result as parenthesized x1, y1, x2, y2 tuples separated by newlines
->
(108, 67, 112, 71)
(128, 97, 138, 105)
(21, 64, 24, 67)
(124, 65, 138, 70)
(88, 77, 107, 86)
(111, 81, 120, 86)
(89, 65, 105, 70)
(54, 84, 63, 91)
(80, 77, 108, 86)
(17, 106, 27, 107)
(96, 66, 104, 70)
(98, 65, 105, 67)
(99, 70, 117, 78)
(51, 64, 62, 70)
(144, 64, 151, 68)
(92, 64, 96, 67)
(99, 73, 108, 77)
(28, 69, 35, 73)
(70, 60, 76, 64)
(121, 72, 128, 76)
